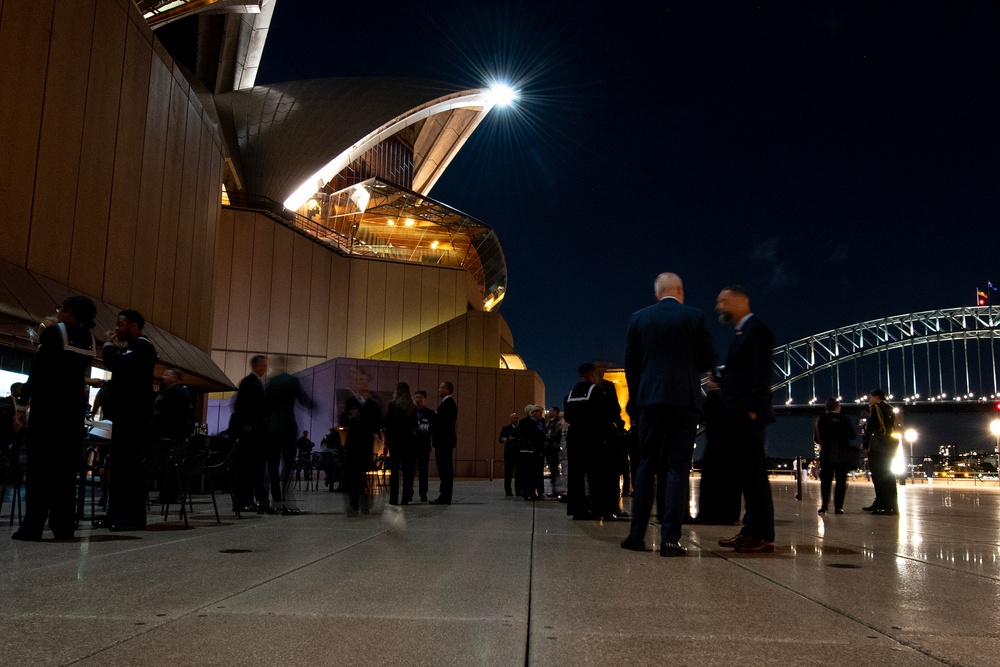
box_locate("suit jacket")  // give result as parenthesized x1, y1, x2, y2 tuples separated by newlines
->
(624, 297, 717, 414)
(719, 315, 775, 422)
(263, 371, 314, 438)
(432, 395, 457, 450)
(814, 411, 858, 464)
(229, 372, 265, 434)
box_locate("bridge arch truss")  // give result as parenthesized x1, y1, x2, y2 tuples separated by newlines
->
(772, 306, 1000, 406)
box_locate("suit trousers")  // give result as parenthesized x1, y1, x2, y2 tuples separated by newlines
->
(435, 446, 454, 502)
(729, 413, 775, 542)
(627, 405, 699, 544)
(868, 449, 898, 511)
(265, 442, 283, 503)
(503, 441, 519, 495)
(234, 431, 268, 508)
(274, 434, 297, 510)
(415, 444, 431, 500)
(819, 460, 851, 511)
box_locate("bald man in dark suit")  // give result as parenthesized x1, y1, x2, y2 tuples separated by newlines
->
(620, 273, 716, 557)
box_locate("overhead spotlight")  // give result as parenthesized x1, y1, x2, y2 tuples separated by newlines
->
(487, 82, 518, 107)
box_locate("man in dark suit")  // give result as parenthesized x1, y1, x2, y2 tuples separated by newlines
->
(430, 381, 457, 504)
(814, 397, 858, 514)
(711, 285, 777, 553)
(620, 273, 717, 557)
(262, 356, 314, 515)
(229, 355, 273, 514)
(499, 412, 520, 497)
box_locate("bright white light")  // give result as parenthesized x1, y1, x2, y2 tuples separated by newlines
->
(990, 420, 1000, 437)
(891, 442, 907, 475)
(404, 218, 415, 227)
(487, 83, 518, 107)
(904, 428, 918, 444)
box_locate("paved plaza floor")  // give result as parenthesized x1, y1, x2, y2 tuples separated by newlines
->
(2, 477, 998, 666)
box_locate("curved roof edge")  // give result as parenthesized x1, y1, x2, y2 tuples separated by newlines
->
(214, 78, 495, 206)
(282, 88, 495, 209)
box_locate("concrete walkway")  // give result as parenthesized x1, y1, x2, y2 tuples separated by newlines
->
(3, 478, 998, 666)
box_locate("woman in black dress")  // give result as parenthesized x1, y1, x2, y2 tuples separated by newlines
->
(385, 382, 417, 505)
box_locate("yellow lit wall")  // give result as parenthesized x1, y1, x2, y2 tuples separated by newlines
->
(212, 209, 490, 383)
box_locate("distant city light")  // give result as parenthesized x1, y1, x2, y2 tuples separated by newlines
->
(487, 83, 518, 107)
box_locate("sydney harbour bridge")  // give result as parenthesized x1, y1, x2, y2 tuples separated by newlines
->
(770, 306, 1000, 416)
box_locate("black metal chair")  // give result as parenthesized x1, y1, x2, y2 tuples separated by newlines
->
(143, 438, 187, 524)
(205, 435, 241, 518)
(173, 435, 220, 526)
(291, 450, 315, 491)
(76, 436, 108, 522)
(0, 439, 24, 526)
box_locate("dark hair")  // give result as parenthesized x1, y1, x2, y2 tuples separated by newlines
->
(117, 309, 145, 330)
(578, 362, 596, 376)
(250, 355, 267, 366)
(63, 296, 97, 329)
(721, 284, 749, 298)
(414, 390, 427, 398)
(392, 382, 415, 416)
(870, 389, 887, 401)
(825, 397, 840, 411)
(441, 381, 454, 393)
(549, 406, 560, 413)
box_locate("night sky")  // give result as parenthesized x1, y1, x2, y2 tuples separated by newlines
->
(258, 1, 1000, 449)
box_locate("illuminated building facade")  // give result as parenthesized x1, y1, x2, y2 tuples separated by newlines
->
(0, 0, 542, 474)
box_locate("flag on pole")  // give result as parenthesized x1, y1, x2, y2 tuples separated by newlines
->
(977, 289, 989, 306)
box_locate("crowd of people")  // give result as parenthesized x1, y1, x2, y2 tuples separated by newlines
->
(6, 283, 902, 545)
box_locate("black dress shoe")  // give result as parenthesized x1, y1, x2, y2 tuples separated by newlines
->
(834, 509, 845, 514)
(660, 542, 687, 557)
(237, 504, 258, 513)
(11, 531, 42, 542)
(861, 505, 877, 512)
(572, 512, 595, 521)
(620, 538, 647, 551)
(718, 533, 751, 548)
(818, 507, 827, 514)
(91, 519, 108, 529)
(871, 508, 898, 515)
(429, 498, 451, 505)
(281, 508, 307, 516)
(257, 505, 278, 515)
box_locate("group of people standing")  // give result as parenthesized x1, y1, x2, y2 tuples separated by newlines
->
(343, 377, 456, 513)
(500, 404, 560, 501)
(228, 355, 315, 516)
(12, 298, 161, 540)
(812, 389, 898, 516)
(618, 275, 777, 556)
(229, 362, 459, 519)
